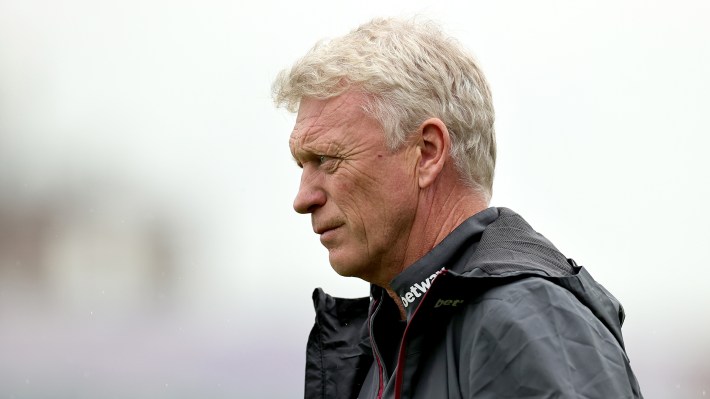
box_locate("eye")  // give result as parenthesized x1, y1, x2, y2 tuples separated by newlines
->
(317, 155, 339, 171)
(319, 155, 339, 165)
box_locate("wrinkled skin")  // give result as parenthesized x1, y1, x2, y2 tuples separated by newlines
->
(289, 92, 420, 285)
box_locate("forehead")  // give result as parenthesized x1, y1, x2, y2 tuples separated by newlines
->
(289, 92, 373, 153)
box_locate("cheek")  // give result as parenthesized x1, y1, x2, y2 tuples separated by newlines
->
(331, 165, 378, 201)
(327, 174, 366, 222)
(332, 159, 415, 223)
(332, 173, 355, 193)
(381, 164, 417, 202)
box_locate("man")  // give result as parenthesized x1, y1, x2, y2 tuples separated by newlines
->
(273, 18, 643, 399)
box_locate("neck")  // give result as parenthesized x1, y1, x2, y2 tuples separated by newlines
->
(402, 173, 488, 273)
(377, 170, 488, 318)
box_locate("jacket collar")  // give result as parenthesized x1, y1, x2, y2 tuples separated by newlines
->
(389, 207, 500, 319)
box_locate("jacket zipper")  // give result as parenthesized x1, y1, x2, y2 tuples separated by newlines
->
(368, 297, 386, 399)
(393, 269, 448, 399)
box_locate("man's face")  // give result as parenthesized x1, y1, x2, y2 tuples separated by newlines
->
(289, 92, 419, 283)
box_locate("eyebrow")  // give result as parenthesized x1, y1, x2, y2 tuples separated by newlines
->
(290, 143, 317, 167)
(291, 148, 321, 168)
(289, 123, 344, 168)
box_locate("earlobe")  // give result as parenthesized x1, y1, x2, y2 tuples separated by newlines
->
(417, 118, 450, 189)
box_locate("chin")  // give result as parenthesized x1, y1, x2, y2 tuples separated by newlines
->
(328, 253, 369, 280)
(329, 262, 359, 278)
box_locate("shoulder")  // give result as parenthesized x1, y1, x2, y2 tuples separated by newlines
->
(456, 277, 618, 354)
(469, 277, 599, 325)
(449, 277, 638, 398)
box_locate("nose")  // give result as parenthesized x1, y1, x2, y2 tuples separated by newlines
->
(293, 166, 326, 214)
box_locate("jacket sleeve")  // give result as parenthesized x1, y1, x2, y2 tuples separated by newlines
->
(459, 278, 641, 398)
(305, 289, 373, 399)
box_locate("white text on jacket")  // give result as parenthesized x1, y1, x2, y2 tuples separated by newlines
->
(401, 267, 446, 308)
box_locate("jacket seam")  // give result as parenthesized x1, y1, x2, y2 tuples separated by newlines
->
(316, 319, 325, 399)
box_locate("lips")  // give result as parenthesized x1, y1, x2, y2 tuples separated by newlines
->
(314, 224, 343, 235)
(318, 225, 343, 246)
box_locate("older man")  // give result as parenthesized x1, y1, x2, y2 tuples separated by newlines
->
(274, 18, 642, 399)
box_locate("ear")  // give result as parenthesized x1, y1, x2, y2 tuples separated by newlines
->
(416, 118, 450, 189)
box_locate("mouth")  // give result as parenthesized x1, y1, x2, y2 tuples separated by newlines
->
(314, 224, 343, 235)
(318, 225, 343, 246)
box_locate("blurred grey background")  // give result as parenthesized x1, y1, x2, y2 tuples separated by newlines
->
(0, 0, 708, 397)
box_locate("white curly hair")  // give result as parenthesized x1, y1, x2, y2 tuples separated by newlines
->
(273, 17, 496, 201)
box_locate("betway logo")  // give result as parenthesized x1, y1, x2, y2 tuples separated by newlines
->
(401, 267, 446, 308)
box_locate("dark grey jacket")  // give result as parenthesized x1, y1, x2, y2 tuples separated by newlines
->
(305, 208, 643, 398)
